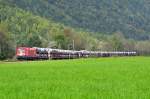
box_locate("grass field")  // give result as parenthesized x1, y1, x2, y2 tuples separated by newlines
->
(0, 57, 150, 99)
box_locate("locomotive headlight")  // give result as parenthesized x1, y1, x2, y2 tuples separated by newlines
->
(17, 49, 25, 56)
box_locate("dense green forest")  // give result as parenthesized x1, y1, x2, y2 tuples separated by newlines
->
(1, 0, 150, 40)
(0, 0, 150, 59)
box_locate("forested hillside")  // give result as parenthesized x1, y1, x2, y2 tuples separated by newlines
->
(1, 0, 150, 59)
(0, 2, 103, 59)
(1, 0, 150, 40)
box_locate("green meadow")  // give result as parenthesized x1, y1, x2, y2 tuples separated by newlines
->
(0, 57, 150, 99)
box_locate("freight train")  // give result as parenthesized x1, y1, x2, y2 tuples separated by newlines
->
(16, 47, 137, 60)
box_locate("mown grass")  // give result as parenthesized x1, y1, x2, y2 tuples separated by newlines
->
(0, 57, 150, 99)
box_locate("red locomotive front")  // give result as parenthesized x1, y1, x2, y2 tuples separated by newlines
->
(16, 47, 37, 60)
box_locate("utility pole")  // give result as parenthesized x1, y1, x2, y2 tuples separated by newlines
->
(68, 40, 75, 50)
(72, 40, 75, 50)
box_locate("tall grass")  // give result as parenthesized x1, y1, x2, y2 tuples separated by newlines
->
(0, 57, 150, 99)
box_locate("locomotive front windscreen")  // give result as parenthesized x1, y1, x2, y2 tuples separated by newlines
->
(16, 48, 25, 56)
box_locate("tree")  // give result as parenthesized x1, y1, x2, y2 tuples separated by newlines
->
(123, 39, 136, 51)
(0, 31, 14, 60)
(135, 41, 150, 55)
(108, 33, 124, 51)
(55, 35, 67, 49)
(27, 35, 42, 47)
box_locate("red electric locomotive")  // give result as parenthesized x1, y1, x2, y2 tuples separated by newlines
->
(16, 47, 49, 60)
(16, 47, 37, 60)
